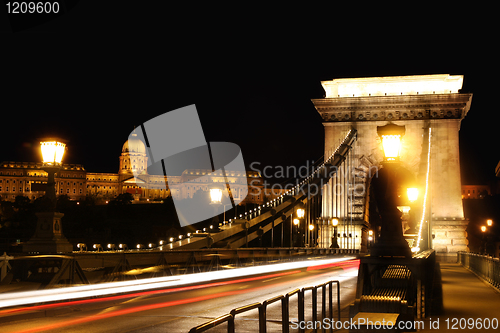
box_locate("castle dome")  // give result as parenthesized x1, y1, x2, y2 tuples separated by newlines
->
(122, 133, 146, 154)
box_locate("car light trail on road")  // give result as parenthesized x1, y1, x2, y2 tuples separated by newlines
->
(0, 270, 301, 316)
(8, 260, 359, 333)
(0, 257, 355, 309)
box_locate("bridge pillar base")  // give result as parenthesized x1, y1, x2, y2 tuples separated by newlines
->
(432, 218, 469, 262)
(23, 212, 73, 254)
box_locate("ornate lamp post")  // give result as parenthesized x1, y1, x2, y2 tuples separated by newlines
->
(483, 219, 494, 255)
(370, 123, 412, 258)
(210, 186, 223, 226)
(24, 140, 73, 253)
(292, 207, 305, 247)
(330, 217, 340, 249)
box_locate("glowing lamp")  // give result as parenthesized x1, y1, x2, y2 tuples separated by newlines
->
(210, 188, 223, 204)
(487, 219, 493, 227)
(407, 188, 419, 202)
(40, 140, 66, 165)
(481, 226, 487, 233)
(296, 208, 305, 218)
(381, 135, 401, 160)
(309, 224, 314, 231)
(293, 218, 300, 225)
(377, 123, 405, 162)
(331, 218, 339, 226)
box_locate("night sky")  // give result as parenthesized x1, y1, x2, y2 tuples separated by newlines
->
(2, 8, 497, 188)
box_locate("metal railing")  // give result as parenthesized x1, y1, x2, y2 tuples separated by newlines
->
(458, 252, 500, 291)
(189, 280, 341, 333)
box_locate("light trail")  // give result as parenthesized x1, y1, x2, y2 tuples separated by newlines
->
(413, 127, 431, 252)
(9, 260, 359, 333)
(0, 256, 355, 309)
(0, 270, 301, 316)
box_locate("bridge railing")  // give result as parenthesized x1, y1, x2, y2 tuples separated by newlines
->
(228, 129, 357, 223)
(189, 280, 341, 333)
(458, 252, 500, 292)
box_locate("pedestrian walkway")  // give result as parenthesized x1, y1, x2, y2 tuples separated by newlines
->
(331, 263, 500, 333)
(418, 262, 500, 332)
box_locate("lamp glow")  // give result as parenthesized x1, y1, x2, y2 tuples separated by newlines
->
(407, 188, 419, 202)
(293, 218, 299, 225)
(40, 141, 66, 165)
(331, 218, 339, 226)
(377, 123, 405, 162)
(210, 188, 223, 204)
(481, 226, 487, 233)
(296, 208, 305, 218)
(381, 135, 401, 160)
(487, 219, 493, 227)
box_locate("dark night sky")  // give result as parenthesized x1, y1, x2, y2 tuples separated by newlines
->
(2, 6, 497, 187)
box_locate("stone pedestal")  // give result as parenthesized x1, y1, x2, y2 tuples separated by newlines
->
(432, 218, 469, 262)
(23, 211, 73, 253)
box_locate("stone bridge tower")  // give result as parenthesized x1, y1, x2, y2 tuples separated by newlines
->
(312, 74, 473, 261)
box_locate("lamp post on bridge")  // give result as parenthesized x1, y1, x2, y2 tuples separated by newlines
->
(23, 139, 73, 253)
(370, 123, 412, 258)
(481, 219, 494, 255)
(330, 217, 340, 249)
(292, 207, 305, 247)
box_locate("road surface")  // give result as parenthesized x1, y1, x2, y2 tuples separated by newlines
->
(0, 258, 359, 333)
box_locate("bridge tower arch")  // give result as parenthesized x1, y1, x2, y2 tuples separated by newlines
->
(312, 74, 472, 261)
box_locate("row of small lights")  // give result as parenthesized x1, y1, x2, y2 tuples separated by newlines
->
(228, 130, 354, 224)
(75, 225, 220, 251)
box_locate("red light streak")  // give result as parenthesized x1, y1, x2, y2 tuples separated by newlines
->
(306, 259, 359, 271)
(0, 270, 300, 316)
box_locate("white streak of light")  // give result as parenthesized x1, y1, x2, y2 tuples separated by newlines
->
(0, 256, 355, 309)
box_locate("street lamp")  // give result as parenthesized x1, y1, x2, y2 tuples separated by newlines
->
(40, 141, 66, 165)
(308, 224, 315, 247)
(330, 218, 339, 249)
(371, 123, 412, 258)
(23, 139, 73, 253)
(377, 123, 405, 162)
(210, 188, 223, 205)
(39, 140, 66, 208)
(480, 225, 487, 254)
(486, 219, 493, 227)
(292, 207, 305, 247)
(210, 185, 229, 227)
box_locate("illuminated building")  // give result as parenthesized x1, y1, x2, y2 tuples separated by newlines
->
(0, 134, 263, 205)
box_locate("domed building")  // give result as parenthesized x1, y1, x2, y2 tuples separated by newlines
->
(119, 132, 148, 180)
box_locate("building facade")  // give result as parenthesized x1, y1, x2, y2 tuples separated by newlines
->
(0, 134, 264, 205)
(461, 185, 491, 199)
